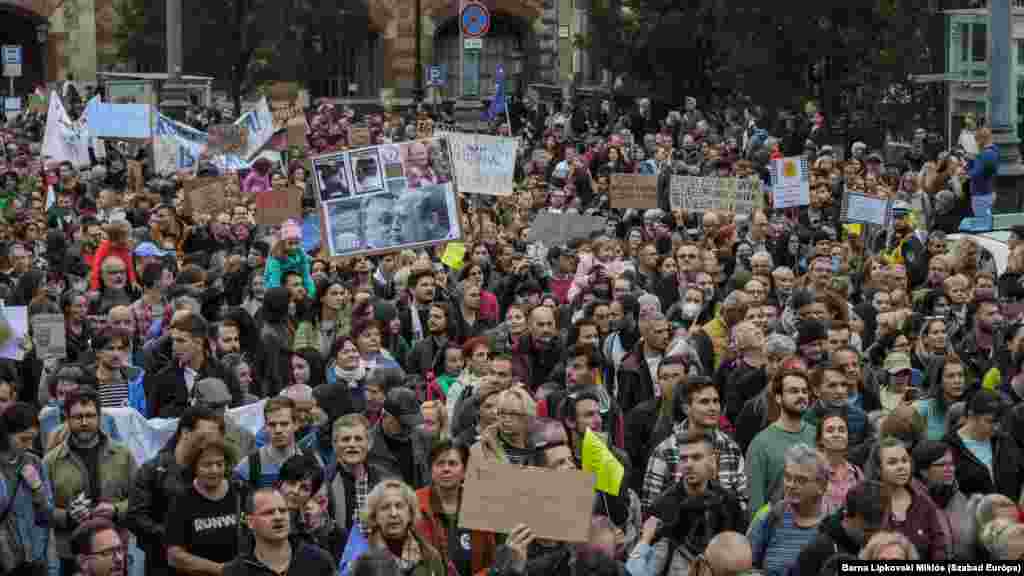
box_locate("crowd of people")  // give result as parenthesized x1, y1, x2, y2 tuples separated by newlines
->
(0, 77, 1017, 576)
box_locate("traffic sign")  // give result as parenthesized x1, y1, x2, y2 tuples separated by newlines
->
(428, 65, 446, 87)
(2, 46, 22, 78)
(464, 38, 483, 51)
(461, 2, 491, 38)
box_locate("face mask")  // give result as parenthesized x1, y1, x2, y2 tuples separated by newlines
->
(682, 302, 702, 320)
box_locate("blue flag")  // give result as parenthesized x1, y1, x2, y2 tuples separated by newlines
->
(337, 526, 369, 575)
(484, 64, 506, 121)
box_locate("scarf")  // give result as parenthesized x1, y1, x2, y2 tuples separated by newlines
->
(335, 364, 366, 388)
(410, 301, 425, 342)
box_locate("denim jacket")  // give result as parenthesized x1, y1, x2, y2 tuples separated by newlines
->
(0, 451, 53, 564)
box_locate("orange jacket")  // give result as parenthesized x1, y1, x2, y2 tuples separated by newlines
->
(415, 486, 496, 576)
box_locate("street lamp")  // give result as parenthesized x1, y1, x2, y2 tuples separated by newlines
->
(36, 23, 49, 44)
(36, 23, 49, 84)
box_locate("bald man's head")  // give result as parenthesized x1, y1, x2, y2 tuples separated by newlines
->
(703, 531, 752, 575)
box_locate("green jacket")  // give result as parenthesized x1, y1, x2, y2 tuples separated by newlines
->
(43, 434, 137, 557)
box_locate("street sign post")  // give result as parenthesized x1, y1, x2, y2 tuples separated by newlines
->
(2, 45, 22, 97)
(460, 2, 489, 98)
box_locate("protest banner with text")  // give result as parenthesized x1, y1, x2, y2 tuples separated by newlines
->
(669, 175, 765, 215)
(770, 156, 810, 209)
(256, 185, 303, 226)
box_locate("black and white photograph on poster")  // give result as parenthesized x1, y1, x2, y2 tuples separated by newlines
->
(400, 138, 453, 189)
(313, 136, 461, 256)
(314, 152, 352, 201)
(322, 184, 461, 256)
(351, 149, 384, 194)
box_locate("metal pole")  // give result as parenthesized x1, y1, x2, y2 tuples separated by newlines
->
(167, 0, 183, 80)
(990, 0, 1020, 164)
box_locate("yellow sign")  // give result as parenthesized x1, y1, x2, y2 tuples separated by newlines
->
(783, 160, 798, 178)
(581, 429, 624, 496)
(441, 242, 466, 271)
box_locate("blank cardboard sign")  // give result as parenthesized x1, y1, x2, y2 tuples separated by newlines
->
(459, 460, 594, 542)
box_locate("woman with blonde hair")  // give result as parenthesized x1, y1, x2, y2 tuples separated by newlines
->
(859, 531, 921, 561)
(466, 385, 541, 475)
(361, 479, 446, 575)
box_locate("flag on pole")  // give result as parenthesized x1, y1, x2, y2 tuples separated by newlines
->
(337, 525, 369, 575)
(483, 64, 506, 121)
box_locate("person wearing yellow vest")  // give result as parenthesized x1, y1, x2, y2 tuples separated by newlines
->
(878, 201, 926, 289)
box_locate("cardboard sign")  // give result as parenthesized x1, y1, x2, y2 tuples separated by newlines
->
(349, 125, 370, 148)
(669, 175, 764, 215)
(446, 132, 517, 196)
(609, 174, 658, 209)
(184, 176, 235, 216)
(256, 185, 303, 226)
(127, 160, 144, 196)
(30, 314, 66, 360)
(526, 213, 607, 246)
(287, 116, 306, 148)
(208, 124, 249, 155)
(459, 461, 594, 542)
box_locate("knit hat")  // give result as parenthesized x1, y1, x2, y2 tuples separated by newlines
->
(280, 219, 301, 241)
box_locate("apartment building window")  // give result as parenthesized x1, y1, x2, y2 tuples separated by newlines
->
(973, 22, 988, 62)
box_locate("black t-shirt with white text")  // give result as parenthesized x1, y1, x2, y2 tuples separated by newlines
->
(165, 482, 242, 573)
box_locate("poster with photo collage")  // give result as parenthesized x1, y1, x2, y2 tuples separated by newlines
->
(312, 136, 462, 256)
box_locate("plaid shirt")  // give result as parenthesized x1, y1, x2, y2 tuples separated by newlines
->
(641, 419, 748, 514)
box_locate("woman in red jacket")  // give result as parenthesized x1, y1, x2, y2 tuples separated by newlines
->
(89, 220, 137, 290)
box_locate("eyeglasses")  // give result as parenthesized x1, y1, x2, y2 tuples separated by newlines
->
(498, 410, 528, 419)
(89, 545, 128, 560)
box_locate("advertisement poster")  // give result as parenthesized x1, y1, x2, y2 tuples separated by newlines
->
(312, 137, 461, 256)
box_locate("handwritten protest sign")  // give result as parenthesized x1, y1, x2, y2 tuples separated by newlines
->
(770, 156, 810, 209)
(349, 125, 370, 148)
(446, 133, 517, 196)
(30, 314, 66, 360)
(669, 175, 765, 215)
(208, 124, 249, 155)
(609, 174, 658, 209)
(256, 185, 303, 226)
(841, 190, 893, 227)
(0, 307, 27, 361)
(460, 461, 594, 542)
(184, 176, 235, 216)
(582, 429, 624, 496)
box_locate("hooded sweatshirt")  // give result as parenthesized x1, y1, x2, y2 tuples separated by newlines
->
(265, 247, 316, 298)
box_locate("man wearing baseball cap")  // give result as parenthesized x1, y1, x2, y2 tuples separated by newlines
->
(367, 386, 432, 488)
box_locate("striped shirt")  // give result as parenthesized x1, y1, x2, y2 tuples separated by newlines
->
(642, 419, 747, 514)
(749, 507, 821, 576)
(97, 375, 129, 408)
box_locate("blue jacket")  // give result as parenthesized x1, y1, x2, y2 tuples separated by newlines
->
(969, 144, 999, 196)
(0, 452, 53, 565)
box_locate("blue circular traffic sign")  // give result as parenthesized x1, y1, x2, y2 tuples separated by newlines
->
(461, 3, 491, 38)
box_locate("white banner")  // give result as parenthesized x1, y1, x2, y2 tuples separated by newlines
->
(41, 91, 90, 167)
(236, 96, 275, 160)
(770, 156, 810, 209)
(669, 175, 764, 215)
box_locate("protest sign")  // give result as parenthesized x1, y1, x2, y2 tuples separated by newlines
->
(841, 190, 893, 227)
(287, 117, 306, 148)
(582, 429, 624, 496)
(609, 174, 659, 209)
(441, 242, 466, 271)
(312, 136, 462, 257)
(153, 113, 207, 175)
(526, 212, 607, 246)
(446, 132, 517, 196)
(770, 156, 810, 209)
(84, 101, 152, 139)
(208, 124, 249, 155)
(0, 306, 27, 361)
(236, 97, 275, 159)
(349, 125, 370, 148)
(256, 185, 303, 226)
(184, 176, 235, 216)
(41, 91, 90, 167)
(460, 460, 594, 542)
(31, 314, 66, 360)
(669, 175, 765, 215)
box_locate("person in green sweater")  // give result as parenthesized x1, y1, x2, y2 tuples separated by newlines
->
(265, 218, 316, 298)
(746, 368, 818, 513)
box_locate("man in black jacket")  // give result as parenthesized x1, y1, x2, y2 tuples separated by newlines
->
(127, 406, 226, 576)
(225, 488, 335, 576)
(946, 389, 1024, 499)
(794, 481, 886, 576)
(648, 428, 748, 568)
(143, 311, 227, 417)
